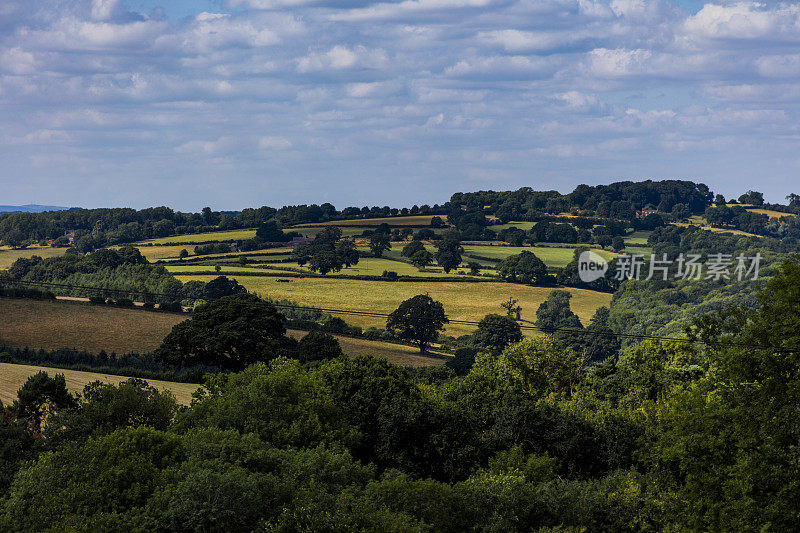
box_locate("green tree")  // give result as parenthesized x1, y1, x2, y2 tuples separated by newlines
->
(369, 232, 391, 258)
(386, 294, 449, 352)
(410, 249, 434, 270)
(203, 275, 246, 300)
(435, 231, 463, 274)
(497, 251, 549, 285)
(155, 294, 295, 371)
(336, 238, 360, 267)
(255, 220, 286, 241)
(297, 330, 344, 363)
(498, 337, 582, 400)
(12, 371, 76, 435)
(401, 240, 425, 258)
(473, 314, 523, 356)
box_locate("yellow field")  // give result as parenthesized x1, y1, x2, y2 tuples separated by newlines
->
(673, 222, 760, 237)
(0, 298, 185, 353)
(746, 208, 796, 220)
(174, 275, 612, 336)
(0, 246, 68, 269)
(0, 363, 200, 405)
(136, 229, 257, 245)
(293, 215, 436, 227)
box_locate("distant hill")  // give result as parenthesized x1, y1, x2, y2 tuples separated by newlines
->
(0, 204, 72, 213)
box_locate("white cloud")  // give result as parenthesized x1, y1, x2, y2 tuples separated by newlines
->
(259, 136, 292, 149)
(683, 2, 800, 41)
(297, 45, 387, 72)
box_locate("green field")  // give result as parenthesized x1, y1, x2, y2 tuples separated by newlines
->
(0, 246, 68, 269)
(462, 245, 615, 268)
(174, 275, 612, 336)
(489, 221, 536, 232)
(137, 228, 257, 245)
(294, 215, 436, 227)
(625, 231, 652, 245)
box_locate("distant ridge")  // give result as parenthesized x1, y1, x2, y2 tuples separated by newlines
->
(0, 204, 73, 213)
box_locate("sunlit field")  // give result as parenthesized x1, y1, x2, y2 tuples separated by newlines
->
(173, 274, 612, 336)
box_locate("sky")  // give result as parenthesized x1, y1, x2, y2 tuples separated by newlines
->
(1, 0, 799, 211)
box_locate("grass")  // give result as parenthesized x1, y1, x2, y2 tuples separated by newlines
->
(626, 231, 652, 245)
(294, 215, 436, 227)
(0, 363, 200, 405)
(489, 221, 536, 232)
(746, 208, 797, 220)
(0, 246, 68, 269)
(462, 245, 615, 268)
(174, 275, 612, 336)
(286, 330, 445, 367)
(0, 298, 185, 354)
(137, 229, 257, 245)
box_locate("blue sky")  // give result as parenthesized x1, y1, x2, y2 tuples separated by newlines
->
(1, 0, 799, 211)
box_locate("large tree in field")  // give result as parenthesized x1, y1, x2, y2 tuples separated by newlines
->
(369, 232, 391, 258)
(435, 230, 463, 273)
(155, 294, 295, 371)
(386, 294, 448, 352)
(497, 251, 549, 285)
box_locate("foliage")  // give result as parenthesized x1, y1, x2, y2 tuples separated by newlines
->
(386, 294, 449, 352)
(473, 314, 523, 356)
(497, 251, 551, 285)
(155, 294, 296, 371)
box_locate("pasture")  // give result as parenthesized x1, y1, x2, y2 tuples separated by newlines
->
(462, 245, 615, 268)
(0, 363, 200, 405)
(174, 275, 612, 336)
(293, 215, 436, 227)
(0, 246, 68, 269)
(137, 229, 257, 245)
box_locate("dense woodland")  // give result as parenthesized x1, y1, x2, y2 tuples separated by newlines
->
(5, 179, 797, 250)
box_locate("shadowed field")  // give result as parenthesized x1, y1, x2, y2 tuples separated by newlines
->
(0, 298, 446, 368)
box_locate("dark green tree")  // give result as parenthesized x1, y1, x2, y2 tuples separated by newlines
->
(410, 249, 433, 270)
(386, 294, 449, 352)
(369, 232, 391, 258)
(497, 251, 549, 285)
(401, 240, 425, 258)
(155, 294, 295, 371)
(297, 331, 344, 363)
(203, 275, 246, 301)
(12, 371, 76, 435)
(435, 231, 463, 274)
(473, 314, 523, 356)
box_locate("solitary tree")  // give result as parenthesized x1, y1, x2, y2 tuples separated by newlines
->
(369, 232, 391, 258)
(386, 294, 448, 352)
(497, 251, 549, 285)
(435, 231, 463, 273)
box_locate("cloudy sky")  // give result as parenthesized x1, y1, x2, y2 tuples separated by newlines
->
(1, 0, 799, 211)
